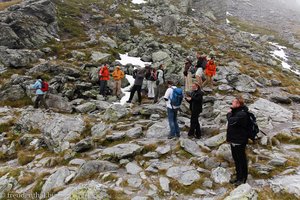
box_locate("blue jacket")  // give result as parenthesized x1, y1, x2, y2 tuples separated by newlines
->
(32, 79, 44, 95)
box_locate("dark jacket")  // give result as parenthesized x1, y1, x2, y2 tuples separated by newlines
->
(183, 61, 192, 76)
(134, 69, 145, 86)
(195, 57, 207, 70)
(186, 89, 203, 114)
(226, 106, 249, 144)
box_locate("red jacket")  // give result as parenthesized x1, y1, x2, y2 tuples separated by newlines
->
(99, 66, 110, 81)
(205, 60, 216, 77)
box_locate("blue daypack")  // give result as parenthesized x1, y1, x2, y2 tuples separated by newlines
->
(171, 88, 183, 107)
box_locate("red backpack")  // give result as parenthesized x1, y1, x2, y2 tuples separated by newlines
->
(41, 81, 49, 92)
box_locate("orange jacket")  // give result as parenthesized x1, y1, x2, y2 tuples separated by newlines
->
(99, 66, 110, 81)
(112, 68, 125, 80)
(205, 60, 216, 77)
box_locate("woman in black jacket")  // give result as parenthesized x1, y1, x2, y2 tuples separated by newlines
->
(185, 83, 203, 139)
(226, 96, 249, 186)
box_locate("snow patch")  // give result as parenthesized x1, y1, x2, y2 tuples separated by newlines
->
(270, 42, 300, 75)
(132, 0, 147, 4)
(226, 18, 231, 24)
(226, 11, 233, 16)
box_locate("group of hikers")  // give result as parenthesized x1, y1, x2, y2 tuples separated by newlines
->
(31, 51, 250, 187)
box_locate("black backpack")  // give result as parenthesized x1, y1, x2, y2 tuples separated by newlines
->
(246, 111, 259, 141)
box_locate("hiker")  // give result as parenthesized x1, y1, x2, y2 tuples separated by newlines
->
(127, 68, 145, 105)
(145, 66, 156, 99)
(112, 66, 125, 99)
(164, 81, 182, 139)
(154, 64, 165, 103)
(203, 56, 216, 89)
(226, 96, 249, 186)
(185, 82, 203, 139)
(99, 64, 110, 97)
(183, 57, 193, 92)
(31, 76, 49, 109)
(195, 53, 207, 87)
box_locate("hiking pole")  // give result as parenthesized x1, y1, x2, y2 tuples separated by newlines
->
(260, 130, 267, 136)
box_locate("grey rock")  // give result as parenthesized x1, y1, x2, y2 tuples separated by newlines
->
(125, 127, 143, 138)
(102, 143, 143, 159)
(95, 100, 111, 111)
(211, 167, 231, 184)
(128, 178, 142, 188)
(204, 132, 226, 147)
(293, 43, 300, 49)
(102, 104, 129, 122)
(166, 166, 200, 186)
(152, 51, 171, 64)
(91, 51, 110, 62)
(0, 84, 26, 101)
(75, 160, 118, 180)
(46, 94, 73, 113)
(125, 162, 143, 175)
(204, 157, 221, 169)
(75, 102, 97, 113)
(155, 145, 171, 155)
(161, 16, 177, 35)
(224, 183, 258, 200)
(99, 36, 118, 48)
(146, 120, 169, 139)
(41, 167, 71, 195)
(69, 159, 86, 166)
(159, 177, 170, 192)
(270, 96, 292, 104)
(216, 144, 233, 162)
(73, 138, 93, 153)
(228, 74, 257, 93)
(180, 138, 205, 157)
(91, 123, 110, 139)
(270, 174, 300, 198)
(268, 157, 287, 167)
(0, 174, 17, 198)
(48, 181, 109, 200)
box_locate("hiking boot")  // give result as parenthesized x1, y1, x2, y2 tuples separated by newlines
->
(126, 100, 131, 103)
(168, 135, 175, 139)
(234, 180, 244, 187)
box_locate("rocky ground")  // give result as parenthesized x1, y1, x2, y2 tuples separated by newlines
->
(0, 0, 300, 200)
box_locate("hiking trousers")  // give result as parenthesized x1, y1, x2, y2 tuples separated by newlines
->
(167, 108, 180, 137)
(34, 94, 48, 109)
(188, 112, 201, 138)
(114, 80, 122, 97)
(231, 143, 248, 182)
(154, 84, 164, 102)
(147, 80, 155, 98)
(100, 80, 107, 96)
(128, 85, 142, 103)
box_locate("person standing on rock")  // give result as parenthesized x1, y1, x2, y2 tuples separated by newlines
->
(184, 57, 193, 92)
(195, 53, 207, 87)
(99, 64, 110, 97)
(185, 82, 203, 139)
(127, 68, 145, 105)
(203, 56, 216, 89)
(112, 66, 125, 99)
(31, 75, 49, 110)
(164, 81, 181, 139)
(145, 65, 156, 100)
(226, 96, 249, 186)
(154, 64, 165, 103)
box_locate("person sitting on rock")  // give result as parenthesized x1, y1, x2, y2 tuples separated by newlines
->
(185, 82, 203, 139)
(226, 96, 249, 186)
(203, 56, 216, 89)
(112, 66, 125, 99)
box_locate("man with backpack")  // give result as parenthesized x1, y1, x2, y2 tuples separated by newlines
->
(112, 66, 125, 99)
(31, 75, 49, 110)
(154, 64, 165, 103)
(164, 81, 183, 139)
(226, 96, 250, 186)
(99, 64, 110, 97)
(185, 82, 203, 139)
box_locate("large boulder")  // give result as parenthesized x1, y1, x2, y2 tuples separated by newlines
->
(161, 16, 177, 35)
(166, 166, 200, 186)
(102, 143, 143, 159)
(75, 160, 118, 181)
(48, 181, 109, 200)
(16, 110, 85, 152)
(0, 0, 58, 49)
(152, 51, 172, 65)
(0, 84, 26, 101)
(41, 167, 71, 195)
(180, 138, 205, 157)
(228, 74, 257, 93)
(211, 167, 231, 184)
(102, 104, 129, 122)
(270, 174, 300, 198)
(204, 132, 226, 147)
(224, 183, 258, 200)
(146, 120, 169, 139)
(249, 98, 293, 131)
(46, 94, 73, 113)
